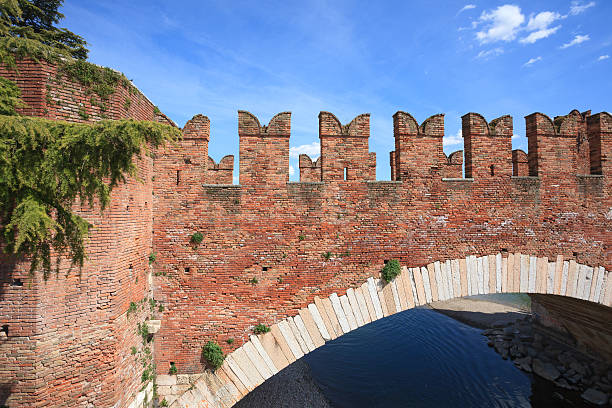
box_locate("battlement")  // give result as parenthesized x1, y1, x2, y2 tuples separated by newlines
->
(153, 108, 611, 378)
(299, 154, 321, 182)
(319, 112, 371, 138)
(161, 109, 611, 187)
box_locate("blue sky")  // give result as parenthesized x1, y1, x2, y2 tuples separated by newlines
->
(63, 1, 611, 181)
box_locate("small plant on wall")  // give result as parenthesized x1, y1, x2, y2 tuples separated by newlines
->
(202, 341, 225, 370)
(253, 323, 270, 334)
(190, 232, 204, 245)
(381, 259, 401, 283)
(168, 362, 177, 375)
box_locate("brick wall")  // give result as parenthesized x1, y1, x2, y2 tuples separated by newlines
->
(0, 59, 159, 408)
(151, 109, 611, 376)
(1, 57, 611, 407)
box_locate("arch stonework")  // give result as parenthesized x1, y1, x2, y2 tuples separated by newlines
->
(163, 253, 611, 408)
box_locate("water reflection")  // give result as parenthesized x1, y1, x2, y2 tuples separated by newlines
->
(304, 308, 535, 407)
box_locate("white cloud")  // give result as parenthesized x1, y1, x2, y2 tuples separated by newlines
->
(476, 5, 525, 43)
(512, 134, 521, 140)
(443, 129, 463, 147)
(476, 47, 504, 59)
(289, 142, 320, 159)
(523, 56, 542, 66)
(289, 165, 295, 176)
(520, 11, 562, 44)
(525, 11, 562, 31)
(458, 4, 476, 14)
(560, 34, 590, 48)
(598, 55, 609, 61)
(569, 1, 595, 15)
(521, 26, 561, 44)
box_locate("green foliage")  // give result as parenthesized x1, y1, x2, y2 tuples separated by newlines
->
(253, 323, 270, 335)
(160, 399, 169, 407)
(0, 77, 25, 115)
(298, 234, 305, 241)
(153, 106, 161, 115)
(226, 338, 234, 345)
(131, 346, 137, 355)
(0, 114, 180, 275)
(77, 106, 88, 120)
(249, 277, 258, 285)
(381, 259, 401, 283)
(148, 252, 157, 265)
(127, 301, 137, 317)
(123, 97, 131, 110)
(141, 364, 154, 383)
(168, 362, 177, 375)
(201, 341, 225, 371)
(0, 0, 88, 61)
(137, 322, 150, 342)
(190, 231, 203, 244)
(322, 251, 332, 260)
(59, 59, 122, 100)
(158, 303, 164, 313)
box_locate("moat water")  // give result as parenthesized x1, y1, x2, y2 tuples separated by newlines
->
(303, 304, 578, 407)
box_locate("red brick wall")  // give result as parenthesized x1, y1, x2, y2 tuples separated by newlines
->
(0, 59, 158, 408)
(298, 154, 321, 182)
(151, 109, 611, 376)
(512, 149, 529, 176)
(238, 111, 290, 186)
(319, 112, 375, 182)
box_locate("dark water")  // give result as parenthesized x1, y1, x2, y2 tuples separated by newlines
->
(304, 308, 533, 408)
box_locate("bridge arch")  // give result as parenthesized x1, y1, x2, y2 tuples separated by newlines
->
(167, 252, 611, 408)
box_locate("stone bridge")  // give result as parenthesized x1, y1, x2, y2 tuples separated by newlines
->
(161, 253, 611, 407)
(151, 110, 612, 407)
(0, 59, 610, 408)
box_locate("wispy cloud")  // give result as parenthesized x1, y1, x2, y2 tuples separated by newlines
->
(523, 56, 542, 67)
(569, 1, 596, 15)
(289, 165, 295, 176)
(520, 11, 562, 44)
(458, 4, 476, 14)
(598, 54, 610, 61)
(476, 47, 504, 59)
(476, 5, 525, 43)
(443, 129, 463, 147)
(560, 34, 590, 48)
(289, 142, 320, 159)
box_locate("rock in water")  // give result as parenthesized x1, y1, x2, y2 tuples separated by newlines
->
(533, 359, 560, 381)
(580, 388, 608, 406)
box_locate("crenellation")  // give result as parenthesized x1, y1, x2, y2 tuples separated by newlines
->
(318, 112, 375, 182)
(239, 111, 291, 185)
(298, 154, 321, 182)
(206, 155, 234, 184)
(442, 150, 463, 178)
(462, 113, 512, 180)
(392, 112, 445, 180)
(512, 149, 529, 176)
(587, 112, 612, 176)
